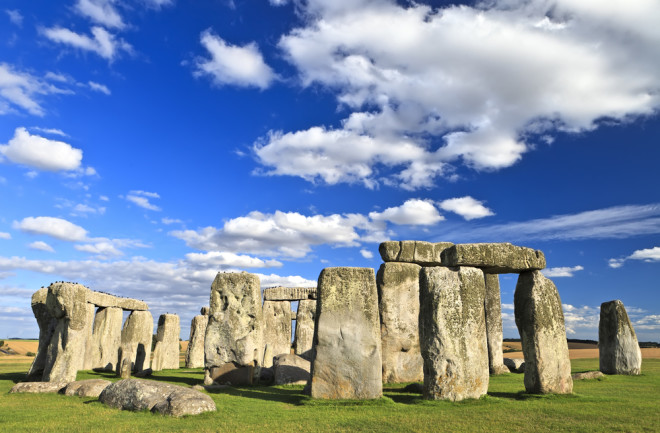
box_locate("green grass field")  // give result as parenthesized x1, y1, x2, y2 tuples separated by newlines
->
(0, 359, 658, 433)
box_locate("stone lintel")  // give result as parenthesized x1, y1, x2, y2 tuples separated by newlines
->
(441, 243, 546, 273)
(262, 286, 317, 301)
(379, 241, 454, 266)
(86, 290, 148, 311)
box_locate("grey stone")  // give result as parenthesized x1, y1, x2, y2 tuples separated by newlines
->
(200, 306, 210, 316)
(262, 300, 292, 367)
(63, 379, 112, 397)
(442, 243, 546, 273)
(262, 286, 317, 301)
(152, 314, 181, 371)
(26, 289, 57, 381)
(206, 363, 257, 386)
(273, 353, 311, 385)
(134, 368, 152, 378)
(81, 303, 96, 370)
(10, 381, 68, 394)
(515, 271, 572, 394)
(88, 306, 123, 371)
(42, 283, 90, 383)
(484, 274, 508, 375)
(85, 291, 148, 311)
(419, 266, 489, 401)
(118, 310, 153, 372)
(205, 272, 263, 385)
(310, 267, 382, 400)
(294, 300, 316, 360)
(118, 357, 132, 379)
(377, 262, 423, 383)
(503, 358, 525, 373)
(599, 300, 642, 375)
(572, 371, 605, 380)
(379, 241, 454, 265)
(185, 314, 208, 368)
(99, 379, 216, 417)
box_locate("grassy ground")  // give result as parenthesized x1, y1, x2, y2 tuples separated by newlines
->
(0, 358, 658, 433)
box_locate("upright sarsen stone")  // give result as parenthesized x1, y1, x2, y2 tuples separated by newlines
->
(484, 274, 508, 375)
(185, 310, 208, 369)
(310, 267, 382, 400)
(294, 300, 316, 360)
(119, 310, 153, 372)
(152, 314, 180, 371)
(377, 262, 423, 383)
(205, 272, 263, 385)
(26, 289, 57, 381)
(262, 300, 292, 367)
(88, 306, 123, 371)
(419, 267, 489, 401)
(599, 300, 642, 375)
(514, 271, 572, 394)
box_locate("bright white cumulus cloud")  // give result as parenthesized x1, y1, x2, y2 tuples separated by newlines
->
(438, 196, 494, 220)
(254, 0, 660, 189)
(370, 199, 444, 225)
(42, 26, 132, 61)
(542, 265, 584, 278)
(195, 29, 276, 89)
(609, 246, 660, 268)
(14, 216, 88, 241)
(0, 127, 82, 171)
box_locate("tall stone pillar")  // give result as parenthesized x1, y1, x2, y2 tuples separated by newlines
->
(26, 289, 57, 381)
(152, 313, 180, 371)
(185, 307, 209, 368)
(599, 300, 642, 375)
(294, 300, 316, 360)
(118, 310, 153, 373)
(484, 273, 508, 375)
(262, 300, 292, 367)
(88, 306, 123, 371)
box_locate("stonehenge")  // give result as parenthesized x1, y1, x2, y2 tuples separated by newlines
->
(151, 314, 181, 371)
(185, 307, 209, 368)
(118, 310, 153, 373)
(294, 299, 316, 360)
(599, 300, 642, 375)
(484, 274, 509, 375)
(262, 300, 292, 367)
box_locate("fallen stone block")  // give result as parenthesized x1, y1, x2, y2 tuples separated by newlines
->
(62, 379, 112, 397)
(85, 291, 148, 311)
(442, 243, 546, 273)
(599, 300, 642, 375)
(10, 381, 68, 394)
(273, 354, 310, 385)
(572, 371, 605, 380)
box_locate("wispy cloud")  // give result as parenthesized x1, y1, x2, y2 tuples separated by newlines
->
(542, 265, 584, 278)
(126, 190, 161, 211)
(609, 246, 660, 268)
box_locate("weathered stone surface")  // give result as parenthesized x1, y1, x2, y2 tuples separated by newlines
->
(262, 286, 317, 301)
(99, 379, 216, 417)
(572, 371, 605, 380)
(118, 358, 132, 379)
(205, 272, 263, 383)
(379, 241, 454, 265)
(442, 243, 546, 273)
(599, 300, 642, 375)
(87, 306, 123, 371)
(81, 303, 96, 370)
(152, 314, 181, 371)
(419, 266, 489, 401)
(294, 300, 316, 360)
(207, 363, 257, 386)
(118, 310, 153, 372)
(85, 291, 148, 311)
(185, 314, 208, 368)
(514, 271, 572, 394)
(484, 274, 508, 375)
(26, 288, 57, 381)
(63, 379, 112, 397)
(377, 262, 423, 383)
(273, 353, 310, 385)
(10, 381, 68, 393)
(134, 368, 152, 378)
(200, 306, 210, 316)
(503, 358, 525, 373)
(262, 301, 292, 367)
(310, 267, 382, 400)
(42, 283, 90, 382)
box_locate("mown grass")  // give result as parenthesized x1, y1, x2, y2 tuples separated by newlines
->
(0, 358, 658, 433)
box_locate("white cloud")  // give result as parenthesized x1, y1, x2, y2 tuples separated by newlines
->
(141, 0, 174, 9)
(130, 190, 160, 198)
(100, 195, 109, 201)
(30, 127, 68, 137)
(72, 203, 106, 215)
(360, 249, 373, 259)
(195, 29, 276, 89)
(14, 216, 88, 241)
(88, 81, 111, 95)
(28, 241, 55, 253)
(184, 251, 282, 269)
(74, 241, 122, 257)
(561, 304, 600, 335)
(542, 265, 584, 278)
(0, 127, 83, 172)
(608, 246, 660, 268)
(253, 0, 660, 189)
(126, 190, 161, 211)
(269, 0, 288, 5)
(42, 26, 133, 61)
(74, 0, 125, 29)
(6, 9, 23, 26)
(0, 232, 11, 240)
(438, 196, 494, 220)
(0, 64, 70, 116)
(369, 199, 444, 225)
(161, 217, 182, 225)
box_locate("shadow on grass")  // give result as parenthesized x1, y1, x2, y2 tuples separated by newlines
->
(217, 386, 306, 404)
(0, 371, 28, 384)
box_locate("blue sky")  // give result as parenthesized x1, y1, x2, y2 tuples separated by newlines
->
(1, 0, 659, 343)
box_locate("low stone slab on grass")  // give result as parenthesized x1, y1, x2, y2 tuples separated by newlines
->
(99, 379, 216, 417)
(10, 381, 68, 394)
(442, 243, 546, 273)
(63, 379, 112, 397)
(503, 358, 525, 373)
(273, 353, 310, 385)
(572, 371, 605, 380)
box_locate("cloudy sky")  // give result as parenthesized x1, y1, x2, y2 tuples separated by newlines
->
(1, 0, 659, 342)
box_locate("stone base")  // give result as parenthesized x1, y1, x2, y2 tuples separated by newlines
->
(208, 363, 257, 385)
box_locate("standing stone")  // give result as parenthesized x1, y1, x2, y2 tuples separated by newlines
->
(205, 272, 263, 385)
(152, 314, 180, 371)
(377, 262, 423, 383)
(81, 303, 96, 370)
(484, 274, 508, 375)
(185, 312, 209, 368)
(294, 300, 316, 360)
(119, 310, 153, 372)
(88, 306, 123, 371)
(599, 300, 642, 375)
(42, 283, 90, 383)
(26, 289, 57, 381)
(310, 267, 382, 400)
(419, 267, 489, 401)
(262, 300, 292, 367)
(514, 271, 572, 394)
